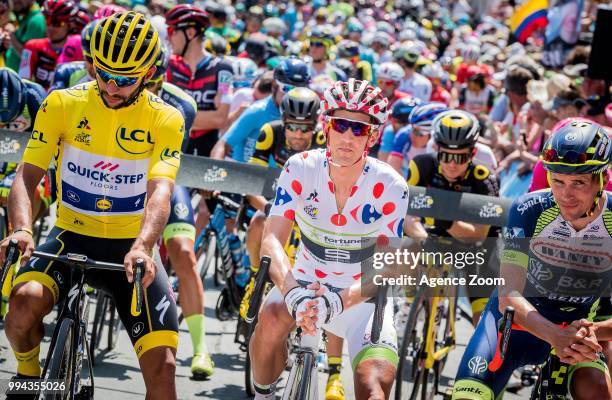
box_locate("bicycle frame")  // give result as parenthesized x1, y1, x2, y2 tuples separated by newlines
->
(40, 267, 94, 398)
(423, 293, 457, 370)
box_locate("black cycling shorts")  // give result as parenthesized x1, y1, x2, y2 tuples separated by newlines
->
(13, 227, 179, 358)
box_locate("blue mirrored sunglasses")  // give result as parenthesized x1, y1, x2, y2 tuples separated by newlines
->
(96, 67, 141, 88)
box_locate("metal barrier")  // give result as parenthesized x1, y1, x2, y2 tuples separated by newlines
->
(0, 129, 512, 227)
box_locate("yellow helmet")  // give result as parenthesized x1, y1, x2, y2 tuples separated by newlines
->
(91, 11, 160, 76)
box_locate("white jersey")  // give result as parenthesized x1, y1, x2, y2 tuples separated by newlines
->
(399, 72, 432, 102)
(269, 149, 409, 288)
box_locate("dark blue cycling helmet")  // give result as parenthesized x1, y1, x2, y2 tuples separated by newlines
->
(81, 21, 96, 61)
(273, 57, 311, 87)
(0, 68, 26, 124)
(150, 43, 171, 82)
(542, 120, 611, 175)
(391, 97, 422, 123)
(408, 102, 449, 131)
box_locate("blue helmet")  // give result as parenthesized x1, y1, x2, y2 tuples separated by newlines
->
(0, 68, 26, 124)
(408, 102, 449, 133)
(391, 97, 422, 123)
(273, 57, 311, 87)
(542, 120, 611, 175)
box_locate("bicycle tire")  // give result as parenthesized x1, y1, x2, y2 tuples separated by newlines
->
(89, 293, 107, 365)
(107, 300, 119, 350)
(296, 351, 315, 400)
(213, 245, 225, 287)
(43, 318, 75, 400)
(395, 290, 429, 400)
(196, 232, 216, 282)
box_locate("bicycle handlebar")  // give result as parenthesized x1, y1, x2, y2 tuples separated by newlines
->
(1, 239, 145, 315)
(246, 255, 271, 324)
(370, 284, 388, 344)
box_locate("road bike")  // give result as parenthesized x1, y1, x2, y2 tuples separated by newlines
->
(1, 239, 144, 399)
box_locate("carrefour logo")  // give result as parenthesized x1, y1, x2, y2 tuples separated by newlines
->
(115, 126, 154, 155)
(67, 161, 145, 184)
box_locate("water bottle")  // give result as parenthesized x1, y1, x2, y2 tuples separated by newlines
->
(229, 235, 250, 288)
(229, 234, 242, 265)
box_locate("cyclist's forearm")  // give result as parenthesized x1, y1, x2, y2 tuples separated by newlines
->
(499, 293, 557, 344)
(132, 179, 173, 253)
(448, 221, 489, 242)
(593, 319, 612, 341)
(210, 139, 229, 160)
(8, 163, 45, 230)
(261, 228, 298, 296)
(246, 195, 268, 211)
(193, 107, 229, 131)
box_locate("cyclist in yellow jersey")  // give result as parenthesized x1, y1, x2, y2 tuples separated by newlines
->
(0, 12, 184, 400)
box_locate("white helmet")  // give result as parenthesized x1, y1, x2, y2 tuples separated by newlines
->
(321, 79, 390, 125)
(421, 63, 444, 80)
(462, 44, 480, 62)
(377, 62, 405, 82)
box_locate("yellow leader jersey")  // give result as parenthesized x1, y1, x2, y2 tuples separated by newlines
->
(23, 81, 185, 239)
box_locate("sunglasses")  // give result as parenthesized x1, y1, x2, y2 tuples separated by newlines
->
(379, 79, 397, 87)
(328, 117, 375, 137)
(412, 126, 430, 137)
(438, 150, 471, 164)
(286, 123, 315, 133)
(277, 81, 295, 93)
(310, 41, 326, 48)
(96, 67, 141, 88)
(542, 149, 588, 165)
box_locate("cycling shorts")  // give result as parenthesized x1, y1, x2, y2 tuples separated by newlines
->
(185, 132, 218, 157)
(13, 227, 179, 358)
(452, 291, 608, 400)
(265, 282, 398, 370)
(163, 186, 196, 243)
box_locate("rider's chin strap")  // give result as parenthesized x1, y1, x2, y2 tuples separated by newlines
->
(582, 172, 604, 218)
(180, 29, 200, 58)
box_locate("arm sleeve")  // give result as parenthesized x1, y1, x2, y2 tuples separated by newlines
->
(249, 123, 274, 167)
(268, 154, 304, 221)
(223, 109, 253, 148)
(390, 129, 411, 158)
(406, 159, 422, 186)
(500, 198, 531, 269)
(22, 90, 63, 171)
(148, 109, 184, 181)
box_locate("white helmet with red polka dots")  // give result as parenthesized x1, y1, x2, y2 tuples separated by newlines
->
(320, 78, 390, 125)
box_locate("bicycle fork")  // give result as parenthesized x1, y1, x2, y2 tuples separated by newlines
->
(282, 329, 322, 400)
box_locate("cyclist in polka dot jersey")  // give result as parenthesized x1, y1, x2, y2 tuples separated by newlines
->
(249, 79, 409, 400)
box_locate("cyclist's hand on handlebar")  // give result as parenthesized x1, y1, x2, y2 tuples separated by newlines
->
(284, 285, 317, 333)
(124, 247, 156, 289)
(0, 230, 35, 267)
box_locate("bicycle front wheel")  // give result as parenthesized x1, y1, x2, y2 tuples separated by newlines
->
(395, 289, 429, 400)
(43, 318, 75, 400)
